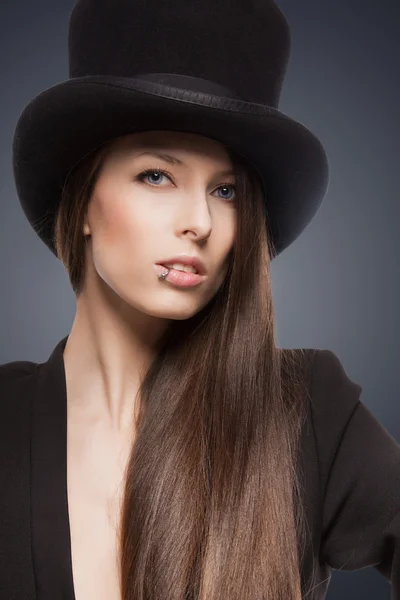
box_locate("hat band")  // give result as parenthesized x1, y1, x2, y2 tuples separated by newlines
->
(135, 72, 241, 100)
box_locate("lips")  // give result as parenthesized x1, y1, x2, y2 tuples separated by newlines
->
(161, 263, 198, 274)
(156, 255, 207, 275)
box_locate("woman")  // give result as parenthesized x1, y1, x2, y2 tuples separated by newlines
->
(2, 0, 399, 599)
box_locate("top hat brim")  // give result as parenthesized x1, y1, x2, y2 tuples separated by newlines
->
(12, 75, 330, 258)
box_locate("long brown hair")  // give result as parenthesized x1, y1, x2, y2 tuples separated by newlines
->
(54, 137, 316, 600)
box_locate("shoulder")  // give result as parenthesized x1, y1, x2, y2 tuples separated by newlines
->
(0, 360, 39, 472)
(282, 347, 362, 405)
(302, 348, 364, 489)
(282, 346, 363, 459)
(0, 359, 38, 380)
(286, 347, 363, 438)
(309, 348, 362, 421)
(282, 346, 361, 394)
(0, 359, 38, 397)
(0, 360, 38, 376)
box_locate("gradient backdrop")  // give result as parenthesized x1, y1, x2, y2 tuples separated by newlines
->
(1, 1, 399, 598)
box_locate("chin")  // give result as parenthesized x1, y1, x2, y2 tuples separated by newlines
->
(145, 303, 202, 321)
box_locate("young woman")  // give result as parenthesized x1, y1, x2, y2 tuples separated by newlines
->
(2, 1, 399, 599)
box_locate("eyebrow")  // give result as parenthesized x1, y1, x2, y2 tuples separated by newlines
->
(135, 150, 235, 178)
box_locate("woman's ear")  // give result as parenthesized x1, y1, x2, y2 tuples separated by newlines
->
(83, 221, 91, 236)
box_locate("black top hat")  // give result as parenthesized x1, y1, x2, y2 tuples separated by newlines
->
(12, 0, 329, 259)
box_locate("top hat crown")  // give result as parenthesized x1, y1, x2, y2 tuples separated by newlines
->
(68, 0, 291, 107)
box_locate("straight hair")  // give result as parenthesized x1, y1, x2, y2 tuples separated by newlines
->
(53, 138, 316, 600)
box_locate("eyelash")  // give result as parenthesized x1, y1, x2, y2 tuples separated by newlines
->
(135, 166, 237, 202)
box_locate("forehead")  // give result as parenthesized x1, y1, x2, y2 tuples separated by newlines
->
(110, 130, 232, 163)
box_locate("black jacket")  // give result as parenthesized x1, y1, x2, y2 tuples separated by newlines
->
(0, 335, 399, 599)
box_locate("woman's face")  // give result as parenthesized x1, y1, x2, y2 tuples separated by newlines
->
(82, 130, 237, 321)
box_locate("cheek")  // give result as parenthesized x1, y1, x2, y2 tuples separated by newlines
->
(89, 191, 161, 284)
(92, 184, 155, 249)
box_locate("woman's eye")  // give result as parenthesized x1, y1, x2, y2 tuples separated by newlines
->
(136, 168, 236, 202)
(137, 168, 171, 186)
(215, 185, 236, 201)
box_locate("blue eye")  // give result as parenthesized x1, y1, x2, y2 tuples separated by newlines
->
(137, 169, 168, 185)
(216, 185, 236, 201)
(136, 168, 236, 202)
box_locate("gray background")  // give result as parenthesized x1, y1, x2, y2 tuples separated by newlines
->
(1, 1, 399, 598)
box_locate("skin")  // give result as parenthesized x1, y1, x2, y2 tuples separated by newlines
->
(63, 130, 237, 441)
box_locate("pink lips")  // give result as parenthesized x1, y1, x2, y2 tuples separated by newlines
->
(156, 255, 207, 275)
(153, 264, 206, 287)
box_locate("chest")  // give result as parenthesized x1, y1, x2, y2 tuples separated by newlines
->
(66, 419, 133, 600)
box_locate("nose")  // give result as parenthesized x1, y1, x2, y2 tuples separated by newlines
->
(177, 191, 214, 240)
